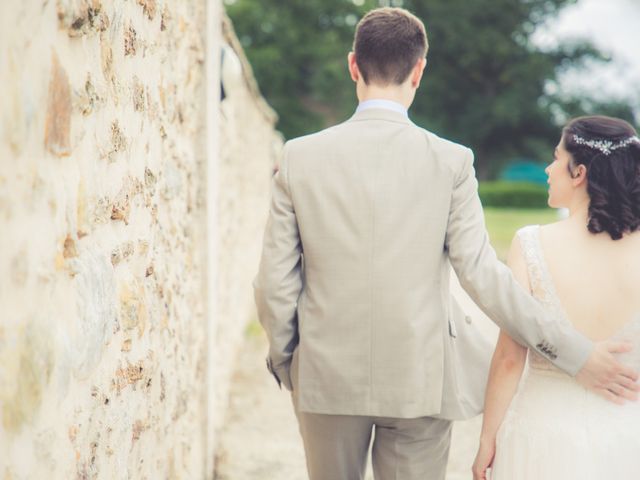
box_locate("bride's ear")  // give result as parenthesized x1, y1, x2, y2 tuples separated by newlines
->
(571, 163, 588, 187)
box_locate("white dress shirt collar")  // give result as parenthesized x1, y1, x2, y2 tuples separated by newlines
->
(356, 99, 409, 117)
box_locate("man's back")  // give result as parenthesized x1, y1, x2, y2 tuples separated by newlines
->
(282, 107, 471, 417)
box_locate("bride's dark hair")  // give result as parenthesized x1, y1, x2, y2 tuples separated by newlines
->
(562, 115, 640, 240)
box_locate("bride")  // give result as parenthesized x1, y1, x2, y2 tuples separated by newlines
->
(472, 115, 640, 479)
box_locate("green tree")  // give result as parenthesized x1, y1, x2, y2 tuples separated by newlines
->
(402, 0, 633, 177)
(226, 0, 635, 178)
(225, 0, 368, 138)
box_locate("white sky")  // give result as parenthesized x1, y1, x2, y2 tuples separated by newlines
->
(534, 0, 640, 108)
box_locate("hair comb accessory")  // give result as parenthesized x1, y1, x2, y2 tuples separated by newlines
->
(572, 134, 640, 156)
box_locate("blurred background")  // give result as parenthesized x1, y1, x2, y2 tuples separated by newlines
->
(227, 0, 639, 174)
(226, 0, 640, 257)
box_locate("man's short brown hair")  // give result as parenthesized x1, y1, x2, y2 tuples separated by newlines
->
(353, 7, 428, 86)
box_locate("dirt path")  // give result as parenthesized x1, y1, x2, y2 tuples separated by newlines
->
(215, 274, 499, 479)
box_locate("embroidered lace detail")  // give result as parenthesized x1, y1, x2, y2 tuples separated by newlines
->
(517, 225, 571, 375)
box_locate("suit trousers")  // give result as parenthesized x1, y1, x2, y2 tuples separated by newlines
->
(291, 360, 452, 480)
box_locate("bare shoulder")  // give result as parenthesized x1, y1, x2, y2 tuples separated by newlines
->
(538, 218, 570, 241)
(507, 220, 567, 290)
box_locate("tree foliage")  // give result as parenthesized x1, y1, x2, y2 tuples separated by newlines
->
(225, 0, 636, 178)
(225, 0, 367, 137)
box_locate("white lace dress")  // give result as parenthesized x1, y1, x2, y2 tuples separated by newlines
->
(491, 225, 640, 480)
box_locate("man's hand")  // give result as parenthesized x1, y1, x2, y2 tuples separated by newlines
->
(575, 340, 640, 404)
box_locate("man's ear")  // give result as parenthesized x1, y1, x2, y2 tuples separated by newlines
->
(348, 52, 360, 83)
(410, 57, 427, 88)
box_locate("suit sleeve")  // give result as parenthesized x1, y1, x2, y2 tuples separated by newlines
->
(445, 149, 592, 376)
(253, 143, 302, 391)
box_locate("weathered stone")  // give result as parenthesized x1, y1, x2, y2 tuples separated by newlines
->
(44, 52, 72, 157)
(146, 89, 159, 120)
(137, 240, 150, 256)
(144, 167, 156, 193)
(68, 425, 78, 442)
(110, 177, 140, 225)
(132, 76, 145, 112)
(75, 73, 101, 116)
(137, 0, 156, 21)
(100, 33, 113, 81)
(121, 338, 132, 352)
(160, 5, 171, 31)
(112, 361, 145, 393)
(110, 242, 134, 266)
(110, 120, 127, 156)
(131, 418, 149, 442)
(2, 3, 278, 479)
(10, 251, 28, 286)
(118, 282, 147, 337)
(124, 24, 137, 56)
(77, 180, 89, 236)
(92, 196, 112, 225)
(1, 324, 53, 433)
(63, 234, 78, 258)
(57, 0, 108, 36)
(110, 201, 130, 224)
(54, 251, 65, 271)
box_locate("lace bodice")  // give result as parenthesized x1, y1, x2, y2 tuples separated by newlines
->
(517, 225, 640, 374)
(517, 225, 568, 373)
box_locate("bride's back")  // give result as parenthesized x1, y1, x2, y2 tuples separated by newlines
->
(492, 115, 640, 480)
(540, 221, 640, 341)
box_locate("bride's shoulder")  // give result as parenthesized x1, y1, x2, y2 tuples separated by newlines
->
(508, 225, 539, 265)
(510, 221, 566, 260)
(514, 224, 539, 237)
(513, 223, 547, 241)
(538, 219, 572, 240)
(516, 219, 569, 237)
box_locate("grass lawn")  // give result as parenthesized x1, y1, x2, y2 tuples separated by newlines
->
(484, 207, 560, 261)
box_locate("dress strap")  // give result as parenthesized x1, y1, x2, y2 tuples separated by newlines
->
(516, 225, 545, 299)
(516, 224, 575, 373)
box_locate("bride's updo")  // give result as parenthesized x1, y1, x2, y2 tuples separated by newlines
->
(562, 115, 640, 240)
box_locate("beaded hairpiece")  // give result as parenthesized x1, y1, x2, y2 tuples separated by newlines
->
(572, 134, 640, 156)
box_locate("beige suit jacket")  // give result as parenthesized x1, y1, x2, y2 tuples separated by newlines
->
(254, 108, 592, 419)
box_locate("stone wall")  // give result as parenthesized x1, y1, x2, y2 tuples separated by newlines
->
(0, 0, 278, 478)
(214, 14, 282, 434)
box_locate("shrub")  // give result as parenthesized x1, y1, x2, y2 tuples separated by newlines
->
(478, 181, 549, 209)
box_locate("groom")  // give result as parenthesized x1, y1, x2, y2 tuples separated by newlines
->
(254, 7, 638, 479)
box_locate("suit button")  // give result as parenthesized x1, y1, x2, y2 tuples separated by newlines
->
(465, 316, 472, 325)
